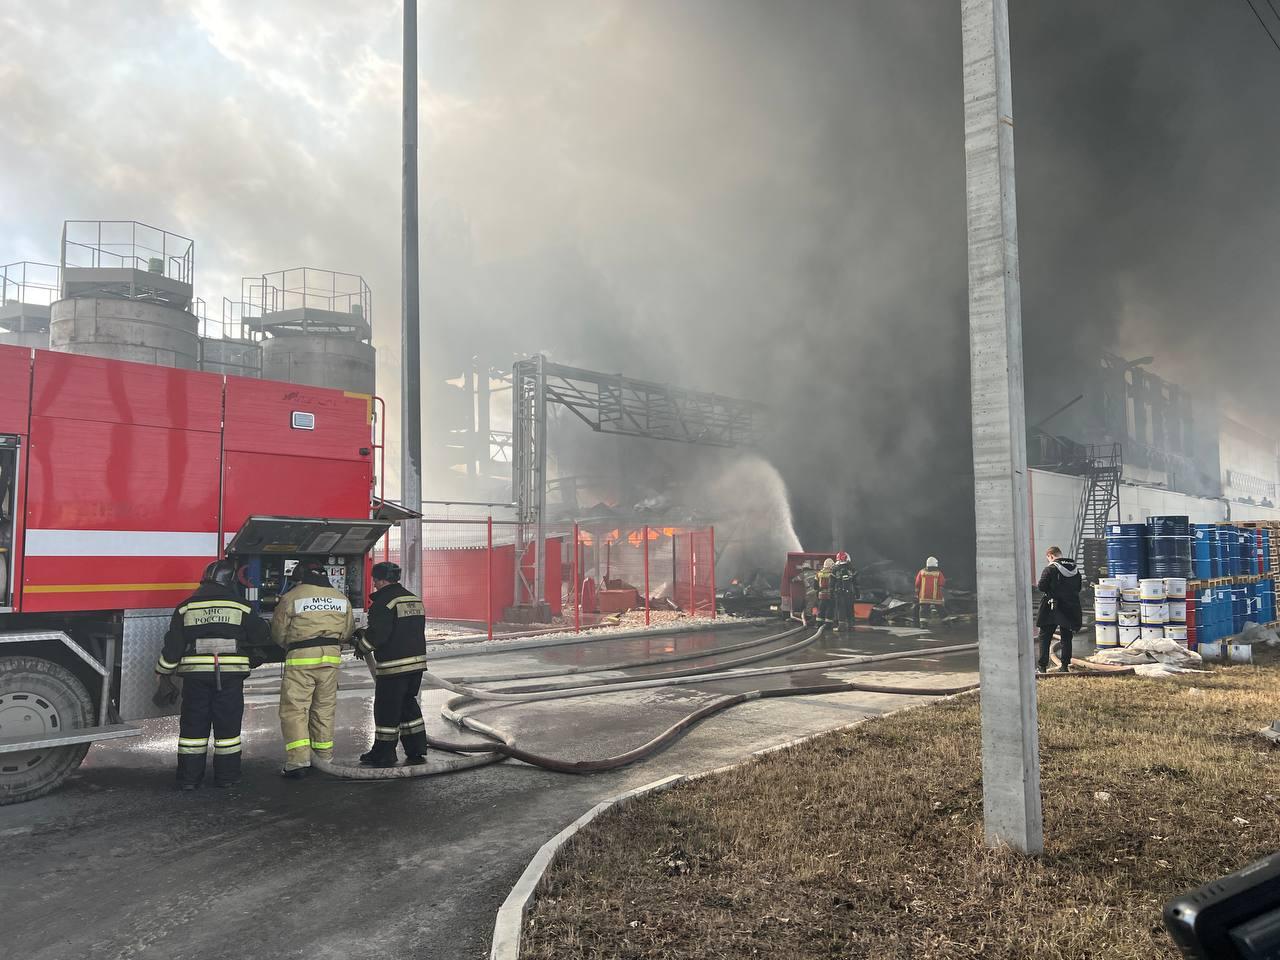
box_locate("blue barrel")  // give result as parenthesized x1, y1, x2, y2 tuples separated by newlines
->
(1106, 523, 1147, 578)
(1202, 588, 1218, 643)
(1218, 526, 1238, 576)
(1263, 530, 1273, 574)
(1245, 530, 1259, 575)
(1193, 525, 1215, 580)
(1233, 585, 1249, 633)
(1203, 591, 1223, 642)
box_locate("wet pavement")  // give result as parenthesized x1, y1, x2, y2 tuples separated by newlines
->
(0, 621, 978, 960)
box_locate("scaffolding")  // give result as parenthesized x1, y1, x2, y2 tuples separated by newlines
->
(511, 355, 759, 617)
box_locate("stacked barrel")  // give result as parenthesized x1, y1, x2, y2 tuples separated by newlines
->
(1094, 575, 1139, 647)
(1112, 517, 1280, 653)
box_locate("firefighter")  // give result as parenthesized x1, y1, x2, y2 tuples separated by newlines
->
(914, 556, 947, 627)
(830, 551, 859, 631)
(353, 561, 430, 767)
(815, 558, 834, 623)
(271, 560, 354, 779)
(154, 559, 270, 790)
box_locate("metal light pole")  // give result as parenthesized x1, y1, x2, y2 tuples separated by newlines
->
(961, 0, 1043, 855)
(400, 0, 423, 595)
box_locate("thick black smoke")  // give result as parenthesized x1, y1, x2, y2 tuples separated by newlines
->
(6, 2, 1280, 588)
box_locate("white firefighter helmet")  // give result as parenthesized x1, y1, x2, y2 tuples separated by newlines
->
(823, 557, 835, 569)
(926, 556, 939, 568)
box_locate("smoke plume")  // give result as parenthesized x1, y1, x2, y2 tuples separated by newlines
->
(4, 1, 1280, 585)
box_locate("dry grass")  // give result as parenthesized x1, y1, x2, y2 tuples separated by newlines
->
(522, 658, 1280, 959)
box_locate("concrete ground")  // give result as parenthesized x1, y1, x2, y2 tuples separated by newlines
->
(0, 621, 980, 960)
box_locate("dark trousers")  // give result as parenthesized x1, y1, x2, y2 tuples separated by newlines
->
(818, 598, 833, 621)
(177, 674, 244, 786)
(1038, 625, 1073, 670)
(833, 590, 854, 628)
(368, 671, 428, 761)
(915, 601, 944, 627)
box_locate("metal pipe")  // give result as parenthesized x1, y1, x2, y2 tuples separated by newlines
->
(486, 516, 494, 642)
(644, 524, 651, 626)
(573, 522, 581, 633)
(709, 526, 716, 620)
(400, 0, 423, 596)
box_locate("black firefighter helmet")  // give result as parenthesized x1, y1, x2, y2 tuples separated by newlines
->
(201, 558, 238, 589)
(294, 559, 332, 588)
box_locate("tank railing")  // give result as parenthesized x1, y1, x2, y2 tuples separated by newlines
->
(213, 297, 264, 342)
(256, 267, 372, 322)
(0, 261, 61, 307)
(61, 220, 194, 286)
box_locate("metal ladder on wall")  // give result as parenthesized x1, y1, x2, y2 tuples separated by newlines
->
(1071, 443, 1122, 561)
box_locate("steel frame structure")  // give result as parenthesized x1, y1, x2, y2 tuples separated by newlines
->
(511, 355, 758, 610)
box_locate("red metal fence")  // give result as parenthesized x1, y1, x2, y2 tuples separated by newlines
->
(380, 518, 716, 638)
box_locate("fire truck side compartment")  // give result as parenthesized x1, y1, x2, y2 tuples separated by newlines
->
(0, 344, 376, 728)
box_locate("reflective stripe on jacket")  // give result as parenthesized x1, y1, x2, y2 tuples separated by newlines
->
(156, 587, 270, 676)
(270, 582, 355, 650)
(815, 569, 832, 600)
(356, 584, 428, 676)
(915, 569, 945, 604)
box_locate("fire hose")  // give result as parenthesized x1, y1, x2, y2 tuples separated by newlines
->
(312, 627, 986, 780)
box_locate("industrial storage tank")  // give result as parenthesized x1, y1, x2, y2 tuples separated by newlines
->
(0, 261, 57, 349)
(261, 332, 374, 393)
(242, 267, 375, 395)
(198, 298, 262, 378)
(50, 221, 199, 369)
(199, 336, 262, 378)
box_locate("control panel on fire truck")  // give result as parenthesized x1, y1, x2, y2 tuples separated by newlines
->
(224, 516, 393, 618)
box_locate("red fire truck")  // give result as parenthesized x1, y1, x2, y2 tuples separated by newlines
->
(0, 344, 388, 804)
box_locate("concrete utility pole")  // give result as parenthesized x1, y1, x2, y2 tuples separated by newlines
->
(961, 0, 1044, 855)
(400, 0, 423, 595)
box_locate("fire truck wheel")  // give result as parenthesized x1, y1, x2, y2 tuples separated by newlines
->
(0, 656, 94, 806)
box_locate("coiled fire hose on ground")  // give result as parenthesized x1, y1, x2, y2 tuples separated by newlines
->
(312, 626, 990, 780)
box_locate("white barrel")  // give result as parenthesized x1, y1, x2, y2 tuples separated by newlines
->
(1228, 643, 1253, 664)
(1119, 624, 1141, 645)
(1094, 597, 1118, 622)
(1140, 601, 1168, 625)
(1167, 600, 1187, 623)
(1118, 610, 1141, 626)
(1165, 624, 1188, 646)
(1119, 601, 1141, 615)
(1140, 578, 1167, 600)
(1121, 587, 1141, 604)
(1116, 574, 1139, 590)
(1163, 577, 1187, 599)
(1199, 640, 1223, 660)
(1094, 624, 1119, 647)
(1141, 625, 1165, 641)
(1094, 582, 1119, 600)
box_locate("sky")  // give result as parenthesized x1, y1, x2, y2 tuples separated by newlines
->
(5, 1, 1280, 582)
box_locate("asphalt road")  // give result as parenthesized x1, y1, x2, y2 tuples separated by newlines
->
(0, 621, 979, 960)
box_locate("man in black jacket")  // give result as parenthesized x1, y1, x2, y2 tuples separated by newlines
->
(155, 558, 271, 789)
(1036, 546, 1083, 674)
(354, 561, 430, 766)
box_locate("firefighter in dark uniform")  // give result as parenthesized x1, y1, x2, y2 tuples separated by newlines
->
(354, 561, 430, 767)
(154, 559, 270, 790)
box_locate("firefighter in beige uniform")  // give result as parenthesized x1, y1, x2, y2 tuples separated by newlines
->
(271, 560, 354, 778)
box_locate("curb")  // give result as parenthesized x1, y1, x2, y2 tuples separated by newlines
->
(487, 678, 977, 959)
(489, 773, 685, 960)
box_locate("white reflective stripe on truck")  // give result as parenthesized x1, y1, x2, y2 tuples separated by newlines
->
(23, 530, 220, 557)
